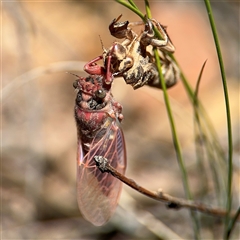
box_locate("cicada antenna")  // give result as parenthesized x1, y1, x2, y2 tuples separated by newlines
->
(66, 72, 80, 78)
(67, 72, 83, 90)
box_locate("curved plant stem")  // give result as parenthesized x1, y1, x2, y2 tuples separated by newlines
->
(128, 0, 138, 9)
(203, 1, 233, 239)
(115, 0, 145, 20)
(145, 2, 193, 208)
(154, 48, 200, 240)
(153, 50, 190, 198)
(144, 0, 152, 18)
(145, 1, 200, 236)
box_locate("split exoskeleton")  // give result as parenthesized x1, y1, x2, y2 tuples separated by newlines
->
(84, 15, 180, 90)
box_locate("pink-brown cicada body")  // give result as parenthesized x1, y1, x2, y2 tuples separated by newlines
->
(73, 74, 126, 226)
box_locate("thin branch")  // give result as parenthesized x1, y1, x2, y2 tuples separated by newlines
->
(94, 156, 239, 220)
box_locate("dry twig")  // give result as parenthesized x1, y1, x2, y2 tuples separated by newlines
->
(94, 156, 239, 220)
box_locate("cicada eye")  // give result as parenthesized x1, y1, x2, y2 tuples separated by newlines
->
(76, 92, 82, 102)
(95, 89, 106, 99)
(73, 80, 79, 89)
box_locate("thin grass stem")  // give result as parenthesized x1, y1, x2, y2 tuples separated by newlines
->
(115, 0, 145, 20)
(203, 1, 233, 238)
(144, 0, 152, 19)
(127, 0, 138, 9)
(154, 48, 200, 240)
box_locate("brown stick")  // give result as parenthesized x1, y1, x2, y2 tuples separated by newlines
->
(94, 156, 239, 220)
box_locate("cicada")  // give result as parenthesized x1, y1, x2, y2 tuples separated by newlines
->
(73, 74, 126, 226)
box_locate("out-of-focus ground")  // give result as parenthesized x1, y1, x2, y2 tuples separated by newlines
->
(2, 1, 239, 239)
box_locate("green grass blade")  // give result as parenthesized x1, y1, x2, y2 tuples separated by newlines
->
(203, 1, 233, 238)
(144, 0, 152, 18)
(193, 60, 227, 206)
(193, 61, 209, 195)
(127, 0, 138, 9)
(115, 0, 145, 20)
(154, 48, 200, 240)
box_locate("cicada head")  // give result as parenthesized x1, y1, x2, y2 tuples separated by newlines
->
(73, 75, 112, 111)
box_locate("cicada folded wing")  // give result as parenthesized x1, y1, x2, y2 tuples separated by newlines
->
(77, 118, 126, 226)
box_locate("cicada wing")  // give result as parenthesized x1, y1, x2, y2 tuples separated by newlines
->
(77, 119, 126, 226)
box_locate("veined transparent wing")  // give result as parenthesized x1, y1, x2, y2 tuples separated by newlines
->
(77, 118, 126, 226)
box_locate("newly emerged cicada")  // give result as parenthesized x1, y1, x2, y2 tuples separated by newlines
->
(73, 74, 126, 226)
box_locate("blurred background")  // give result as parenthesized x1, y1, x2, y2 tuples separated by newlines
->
(2, 1, 239, 239)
